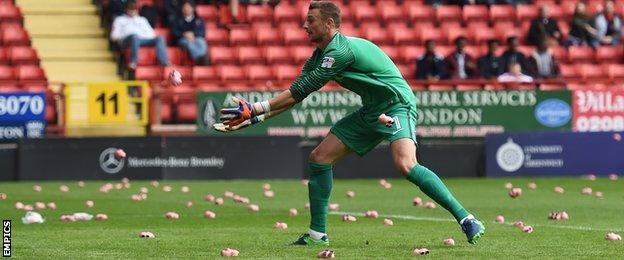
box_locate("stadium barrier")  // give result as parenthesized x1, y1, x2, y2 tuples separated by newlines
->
(0, 144, 17, 181)
(16, 136, 302, 180)
(301, 139, 484, 179)
(486, 131, 624, 177)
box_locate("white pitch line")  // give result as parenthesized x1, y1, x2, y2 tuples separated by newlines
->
(329, 211, 623, 233)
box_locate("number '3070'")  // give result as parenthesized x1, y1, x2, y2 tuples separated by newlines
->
(0, 95, 44, 116)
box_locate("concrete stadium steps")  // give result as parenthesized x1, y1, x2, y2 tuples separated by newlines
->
(16, 0, 120, 82)
(42, 61, 120, 82)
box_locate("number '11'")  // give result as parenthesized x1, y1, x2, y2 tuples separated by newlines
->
(96, 92, 118, 115)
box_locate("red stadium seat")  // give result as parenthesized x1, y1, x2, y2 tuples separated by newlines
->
(2, 27, 29, 46)
(229, 27, 254, 46)
(255, 27, 282, 45)
(274, 3, 298, 23)
(291, 46, 314, 64)
(237, 46, 263, 64)
(463, 5, 488, 24)
(472, 27, 497, 45)
(9, 46, 38, 64)
(498, 28, 523, 44)
(134, 66, 161, 81)
(246, 5, 273, 23)
(154, 28, 171, 45)
(568, 46, 595, 63)
(445, 27, 468, 45)
(219, 4, 247, 24)
(400, 46, 425, 64)
(596, 46, 623, 64)
(16, 65, 45, 81)
(378, 3, 403, 24)
(390, 27, 417, 45)
(197, 83, 222, 92)
(339, 23, 362, 38)
(419, 29, 444, 44)
(493, 21, 516, 33)
(515, 5, 538, 23)
(395, 64, 414, 79)
(559, 64, 580, 80)
(606, 64, 624, 81)
(464, 46, 482, 58)
(273, 64, 300, 81)
(205, 27, 228, 46)
(264, 46, 290, 64)
(177, 99, 197, 123)
(245, 65, 273, 80)
(407, 4, 434, 22)
(429, 84, 454, 91)
(192, 66, 218, 81)
(217, 65, 245, 81)
(195, 5, 218, 23)
(578, 64, 605, 81)
(209, 46, 236, 64)
(547, 5, 564, 20)
(550, 47, 568, 62)
(0, 84, 20, 92)
(352, 4, 377, 24)
(456, 84, 482, 91)
(435, 6, 462, 24)
(134, 47, 156, 65)
(490, 5, 514, 23)
(0, 65, 14, 80)
(379, 45, 400, 62)
(282, 28, 308, 45)
(539, 84, 565, 91)
(166, 47, 183, 65)
(0, 47, 8, 64)
(436, 46, 454, 57)
(222, 82, 253, 91)
(362, 26, 390, 45)
(0, 4, 22, 23)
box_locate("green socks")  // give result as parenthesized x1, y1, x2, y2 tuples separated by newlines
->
(308, 162, 333, 233)
(406, 164, 470, 222)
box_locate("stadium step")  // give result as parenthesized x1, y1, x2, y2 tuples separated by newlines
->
(17, 0, 120, 82)
(42, 61, 120, 82)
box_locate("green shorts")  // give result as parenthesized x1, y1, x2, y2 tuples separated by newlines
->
(330, 103, 417, 156)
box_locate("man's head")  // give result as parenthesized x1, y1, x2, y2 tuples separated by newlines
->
(507, 36, 519, 50)
(425, 40, 436, 54)
(182, 1, 194, 17)
(605, 0, 615, 15)
(305, 1, 341, 44)
(539, 5, 550, 19)
(574, 2, 586, 15)
(537, 39, 548, 52)
(454, 36, 467, 52)
(508, 61, 522, 74)
(487, 39, 499, 54)
(125, 1, 138, 17)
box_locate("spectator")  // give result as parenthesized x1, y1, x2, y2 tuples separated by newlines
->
(527, 5, 562, 46)
(111, 1, 170, 70)
(500, 36, 528, 74)
(171, 1, 209, 65)
(415, 40, 447, 80)
(445, 36, 476, 79)
(567, 2, 598, 46)
(497, 61, 533, 83)
(165, 0, 196, 26)
(591, 0, 622, 47)
(477, 39, 503, 79)
(527, 40, 560, 79)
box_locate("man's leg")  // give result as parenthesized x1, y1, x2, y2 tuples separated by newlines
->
(141, 37, 171, 66)
(177, 38, 198, 60)
(193, 39, 208, 61)
(293, 133, 351, 246)
(122, 34, 140, 69)
(390, 138, 484, 244)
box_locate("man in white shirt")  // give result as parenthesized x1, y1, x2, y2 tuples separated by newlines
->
(110, 1, 170, 70)
(497, 61, 533, 83)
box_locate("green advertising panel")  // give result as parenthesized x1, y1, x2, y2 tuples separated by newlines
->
(197, 90, 572, 138)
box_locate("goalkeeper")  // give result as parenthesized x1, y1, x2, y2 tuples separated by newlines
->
(215, 0, 485, 246)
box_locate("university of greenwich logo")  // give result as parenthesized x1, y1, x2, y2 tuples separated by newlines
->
(496, 138, 524, 172)
(99, 148, 125, 174)
(201, 99, 217, 128)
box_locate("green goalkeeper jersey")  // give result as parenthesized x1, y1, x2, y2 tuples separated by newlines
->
(289, 32, 415, 109)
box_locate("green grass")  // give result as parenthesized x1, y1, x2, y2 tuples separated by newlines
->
(0, 177, 622, 259)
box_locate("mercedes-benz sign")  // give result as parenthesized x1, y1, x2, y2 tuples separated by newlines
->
(99, 148, 125, 174)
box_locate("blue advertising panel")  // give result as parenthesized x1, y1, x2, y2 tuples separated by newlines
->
(0, 92, 46, 140)
(486, 131, 624, 176)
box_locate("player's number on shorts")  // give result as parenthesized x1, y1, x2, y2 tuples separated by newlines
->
(95, 92, 119, 115)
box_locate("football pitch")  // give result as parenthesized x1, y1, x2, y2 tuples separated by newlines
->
(0, 177, 622, 259)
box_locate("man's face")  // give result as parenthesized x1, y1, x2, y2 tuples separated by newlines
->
(606, 1, 615, 14)
(426, 41, 435, 53)
(488, 42, 498, 53)
(510, 39, 519, 49)
(510, 63, 521, 74)
(304, 9, 329, 43)
(539, 6, 549, 18)
(182, 3, 194, 17)
(127, 7, 138, 17)
(456, 39, 466, 51)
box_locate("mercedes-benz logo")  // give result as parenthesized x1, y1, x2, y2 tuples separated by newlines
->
(99, 148, 125, 174)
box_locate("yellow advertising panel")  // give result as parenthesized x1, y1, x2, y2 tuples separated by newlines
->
(87, 83, 128, 124)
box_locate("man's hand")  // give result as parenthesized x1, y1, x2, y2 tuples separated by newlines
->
(213, 114, 265, 132)
(220, 97, 257, 127)
(183, 31, 195, 41)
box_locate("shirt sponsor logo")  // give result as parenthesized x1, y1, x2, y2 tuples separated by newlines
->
(321, 57, 335, 68)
